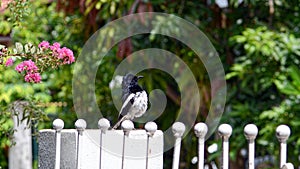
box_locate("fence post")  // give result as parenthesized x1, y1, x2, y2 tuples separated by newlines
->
(145, 122, 158, 169)
(9, 101, 32, 169)
(218, 124, 232, 169)
(145, 121, 163, 169)
(194, 123, 208, 169)
(53, 119, 64, 169)
(281, 163, 294, 169)
(75, 119, 87, 169)
(98, 118, 110, 169)
(276, 125, 291, 168)
(244, 124, 258, 169)
(172, 122, 186, 169)
(121, 120, 134, 169)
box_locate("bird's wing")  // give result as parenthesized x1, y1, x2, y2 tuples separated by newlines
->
(118, 93, 135, 118)
(121, 88, 130, 103)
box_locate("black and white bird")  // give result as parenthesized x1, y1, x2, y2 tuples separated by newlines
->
(112, 73, 148, 129)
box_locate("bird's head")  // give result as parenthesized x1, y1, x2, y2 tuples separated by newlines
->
(130, 75, 143, 85)
(122, 73, 143, 88)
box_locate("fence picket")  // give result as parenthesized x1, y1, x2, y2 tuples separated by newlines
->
(281, 163, 294, 169)
(244, 124, 258, 169)
(218, 124, 232, 169)
(76, 119, 101, 169)
(38, 129, 56, 169)
(276, 125, 291, 168)
(53, 119, 64, 169)
(145, 122, 157, 169)
(98, 118, 111, 169)
(145, 122, 163, 169)
(75, 119, 87, 169)
(172, 122, 186, 169)
(194, 123, 208, 169)
(60, 129, 77, 168)
(101, 129, 124, 169)
(121, 120, 149, 169)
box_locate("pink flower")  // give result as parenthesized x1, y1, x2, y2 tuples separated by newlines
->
(38, 41, 50, 49)
(23, 60, 38, 72)
(5, 58, 13, 67)
(25, 73, 41, 83)
(57, 47, 75, 64)
(15, 60, 38, 73)
(50, 42, 61, 51)
(15, 63, 25, 73)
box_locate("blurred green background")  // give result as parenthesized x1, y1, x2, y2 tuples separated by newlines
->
(1, 0, 300, 168)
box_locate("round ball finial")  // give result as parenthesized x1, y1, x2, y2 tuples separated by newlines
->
(145, 122, 158, 136)
(75, 119, 87, 131)
(98, 118, 110, 132)
(276, 124, 291, 142)
(53, 119, 64, 131)
(172, 122, 186, 138)
(218, 124, 232, 139)
(121, 120, 134, 134)
(244, 124, 258, 140)
(194, 123, 208, 138)
(282, 163, 294, 169)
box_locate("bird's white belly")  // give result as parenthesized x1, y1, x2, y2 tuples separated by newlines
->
(129, 91, 148, 118)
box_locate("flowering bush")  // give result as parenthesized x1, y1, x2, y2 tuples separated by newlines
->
(0, 41, 75, 83)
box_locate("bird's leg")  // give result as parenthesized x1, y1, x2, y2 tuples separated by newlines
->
(112, 115, 128, 129)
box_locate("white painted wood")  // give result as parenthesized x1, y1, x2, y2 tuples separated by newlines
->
(146, 130, 163, 169)
(281, 163, 294, 169)
(98, 118, 111, 169)
(121, 120, 135, 169)
(75, 119, 87, 169)
(78, 130, 101, 169)
(101, 130, 124, 169)
(276, 125, 291, 168)
(75, 119, 100, 169)
(121, 120, 135, 135)
(145, 122, 163, 169)
(172, 122, 186, 169)
(39, 119, 296, 169)
(98, 118, 110, 133)
(53, 119, 64, 169)
(244, 124, 258, 169)
(145, 122, 157, 137)
(218, 124, 232, 169)
(145, 122, 157, 169)
(9, 101, 32, 169)
(123, 130, 148, 169)
(194, 123, 208, 169)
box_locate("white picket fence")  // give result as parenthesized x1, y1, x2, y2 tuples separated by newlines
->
(38, 118, 294, 169)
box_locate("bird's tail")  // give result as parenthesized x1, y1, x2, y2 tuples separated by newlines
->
(112, 116, 127, 129)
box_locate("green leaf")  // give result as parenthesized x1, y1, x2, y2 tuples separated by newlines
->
(288, 66, 300, 87)
(24, 44, 30, 53)
(95, 2, 102, 9)
(274, 80, 299, 95)
(30, 46, 36, 54)
(15, 42, 23, 53)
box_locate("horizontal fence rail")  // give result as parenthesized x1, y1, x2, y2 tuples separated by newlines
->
(38, 119, 294, 169)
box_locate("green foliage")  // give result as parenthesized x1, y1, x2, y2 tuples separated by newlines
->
(0, 110, 12, 168)
(1, 0, 300, 168)
(7, 0, 30, 26)
(227, 26, 300, 165)
(0, 1, 82, 167)
(0, 20, 11, 36)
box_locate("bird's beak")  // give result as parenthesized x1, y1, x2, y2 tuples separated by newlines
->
(137, 76, 144, 79)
